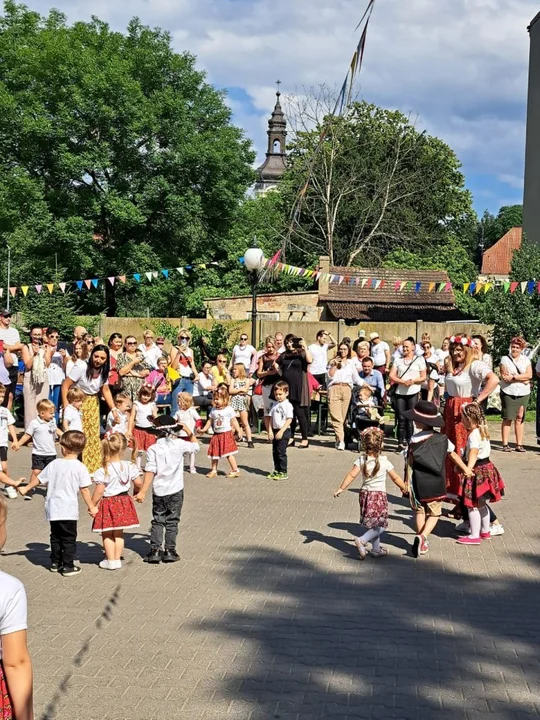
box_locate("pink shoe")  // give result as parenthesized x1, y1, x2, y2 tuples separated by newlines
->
(457, 536, 481, 545)
(480, 532, 491, 540)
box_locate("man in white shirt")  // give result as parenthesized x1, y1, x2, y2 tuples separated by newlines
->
(0, 310, 22, 409)
(274, 332, 286, 355)
(308, 329, 337, 388)
(369, 332, 391, 377)
(230, 334, 257, 375)
(138, 330, 164, 369)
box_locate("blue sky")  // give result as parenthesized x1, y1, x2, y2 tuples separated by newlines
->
(23, 0, 538, 216)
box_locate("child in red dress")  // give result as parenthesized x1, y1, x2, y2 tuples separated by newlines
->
(200, 387, 241, 478)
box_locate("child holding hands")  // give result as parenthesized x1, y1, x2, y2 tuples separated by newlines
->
(200, 387, 240, 478)
(0, 384, 24, 499)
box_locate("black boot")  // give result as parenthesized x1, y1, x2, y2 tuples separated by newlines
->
(162, 549, 180, 563)
(144, 548, 162, 564)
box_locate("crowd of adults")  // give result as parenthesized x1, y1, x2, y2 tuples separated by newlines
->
(0, 310, 538, 462)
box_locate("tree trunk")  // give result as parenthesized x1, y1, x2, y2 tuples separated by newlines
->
(104, 278, 117, 317)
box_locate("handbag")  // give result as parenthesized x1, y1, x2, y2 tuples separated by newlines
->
(254, 379, 263, 396)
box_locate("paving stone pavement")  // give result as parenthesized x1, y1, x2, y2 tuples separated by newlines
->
(1, 424, 540, 720)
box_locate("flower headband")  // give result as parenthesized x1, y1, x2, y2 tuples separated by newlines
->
(449, 335, 473, 347)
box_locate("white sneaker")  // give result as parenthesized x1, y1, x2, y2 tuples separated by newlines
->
(455, 521, 470, 534)
(99, 559, 119, 570)
(337, 441, 345, 451)
(5, 486, 18, 499)
(490, 524, 505, 537)
(189, 468, 197, 474)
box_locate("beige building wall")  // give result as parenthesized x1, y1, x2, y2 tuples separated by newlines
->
(205, 292, 321, 322)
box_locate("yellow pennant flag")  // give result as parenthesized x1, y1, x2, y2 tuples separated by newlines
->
(428, 282, 435, 292)
(483, 282, 492, 293)
(47, 284, 54, 294)
(21, 286, 29, 296)
(463, 283, 470, 293)
(400, 281, 407, 291)
(475, 282, 483, 295)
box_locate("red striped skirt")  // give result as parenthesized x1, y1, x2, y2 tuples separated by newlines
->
(459, 460, 505, 508)
(443, 396, 471, 497)
(92, 494, 140, 533)
(0, 664, 12, 720)
(208, 430, 238, 459)
(133, 427, 156, 452)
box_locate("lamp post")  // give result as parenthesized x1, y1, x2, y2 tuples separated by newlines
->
(6, 245, 11, 311)
(243, 241, 265, 348)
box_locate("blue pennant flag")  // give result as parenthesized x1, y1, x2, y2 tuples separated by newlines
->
(469, 282, 476, 294)
(91, 279, 98, 289)
(185, 265, 192, 271)
(75, 280, 83, 291)
(415, 281, 421, 293)
(239, 257, 245, 265)
(527, 281, 535, 294)
(161, 269, 169, 279)
(133, 273, 141, 283)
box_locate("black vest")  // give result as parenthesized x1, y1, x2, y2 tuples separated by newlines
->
(409, 433, 448, 501)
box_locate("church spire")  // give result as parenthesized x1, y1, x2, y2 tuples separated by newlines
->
(255, 82, 288, 194)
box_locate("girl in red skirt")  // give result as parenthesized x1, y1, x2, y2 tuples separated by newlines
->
(457, 402, 505, 546)
(200, 387, 241, 478)
(92, 433, 141, 570)
(0, 497, 33, 719)
(128, 385, 158, 469)
(333, 427, 409, 559)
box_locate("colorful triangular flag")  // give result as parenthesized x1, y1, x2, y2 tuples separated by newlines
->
(35, 284, 42, 294)
(161, 269, 169, 279)
(521, 281, 527, 294)
(152, 271, 158, 279)
(463, 283, 470, 293)
(47, 284, 54, 294)
(428, 282, 435, 292)
(503, 282, 510, 293)
(21, 286, 29, 296)
(133, 274, 141, 283)
(59, 282, 66, 293)
(76, 281, 83, 291)
(118, 275, 126, 284)
(9, 287, 16, 297)
(509, 282, 518, 293)
(176, 267, 184, 276)
(107, 276, 116, 286)
(91, 279, 98, 289)
(84, 279, 92, 290)
(145, 272, 153, 282)
(527, 280, 535, 294)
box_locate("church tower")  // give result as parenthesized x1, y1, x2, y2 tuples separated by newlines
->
(255, 82, 288, 195)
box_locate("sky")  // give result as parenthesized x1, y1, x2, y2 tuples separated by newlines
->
(22, 0, 540, 216)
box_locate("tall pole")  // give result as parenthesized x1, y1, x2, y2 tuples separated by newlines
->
(251, 271, 258, 349)
(6, 245, 11, 311)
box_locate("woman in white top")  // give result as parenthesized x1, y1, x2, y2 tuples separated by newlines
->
(192, 361, 217, 414)
(169, 328, 197, 414)
(443, 336, 499, 497)
(327, 342, 361, 450)
(499, 336, 532, 452)
(46, 327, 65, 423)
(22, 324, 52, 428)
(388, 338, 427, 449)
(230, 333, 257, 375)
(62, 345, 118, 475)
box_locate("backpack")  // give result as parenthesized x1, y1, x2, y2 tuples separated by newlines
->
(408, 433, 448, 502)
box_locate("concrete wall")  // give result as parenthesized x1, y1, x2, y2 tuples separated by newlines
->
(205, 292, 322, 322)
(524, 15, 540, 243)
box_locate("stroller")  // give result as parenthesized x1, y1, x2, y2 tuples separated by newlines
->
(344, 384, 388, 452)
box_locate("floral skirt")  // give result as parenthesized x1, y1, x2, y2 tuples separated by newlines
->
(231, 394, 249, 413)
(208, 430, 238, 459)
(81, 393, 102, 475)
(459, 460, 505, 508)
(443, 395, 471, 497)
(133, 427, 156, 453)
(92, 494, 140, 532)
(0, 663, 12, 720)
(359, 490, 388, 530)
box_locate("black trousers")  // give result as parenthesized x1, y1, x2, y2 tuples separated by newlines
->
(50, 520, 77, 569)
(536, 385, 540, 439)
(394, 392, 420, 444)
(272, 429, 291, 473)
(290, 400, 309, 441)
(150, 490, 184, 550)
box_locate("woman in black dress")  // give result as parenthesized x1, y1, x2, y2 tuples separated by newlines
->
(276, 334, 313, 448)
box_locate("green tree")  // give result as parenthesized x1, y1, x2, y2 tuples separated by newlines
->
(280, 101, 477, 268)
(0, 2, 255, 316)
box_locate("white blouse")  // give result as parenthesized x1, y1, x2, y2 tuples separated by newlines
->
(327, 360, 361, 389)
(500, 354, 531, 397)
(444, 360, 491, 398)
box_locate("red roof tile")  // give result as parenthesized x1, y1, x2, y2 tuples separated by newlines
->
(481, 227, 522, 276)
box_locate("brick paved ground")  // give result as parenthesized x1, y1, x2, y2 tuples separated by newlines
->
(1, 423, 540, 720)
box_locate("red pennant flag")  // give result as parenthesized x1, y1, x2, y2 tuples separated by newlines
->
(118, 275, 126, 283)
(9, 287, 16, 297)
(509, 282, 519, 294)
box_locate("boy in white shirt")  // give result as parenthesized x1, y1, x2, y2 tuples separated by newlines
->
(134, 415, 199, 564)
(268, 381, 294, 481)
(16, 399, 62, 494)
(62, 386, 84, 432)
(0, 385, 24, 499)
(105, 393, 131, 437)
(18, 431, 97, 575)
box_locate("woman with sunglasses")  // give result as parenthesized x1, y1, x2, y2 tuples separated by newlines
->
(116, 336, 151, 402)
(22, 324, 52, 427)
(46, 327, 65, 423)
(275, 335, 313, 448)
(230, 334, 257, 376)
(170, 328, 197, 414)
(327, 342, 361, 450)
(211, 355, 231, 386)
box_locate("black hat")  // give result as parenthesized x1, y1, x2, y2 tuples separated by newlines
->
(0, 309, 12, 318)
(403, 400, 444, 428)
(147, 414, 181, 435)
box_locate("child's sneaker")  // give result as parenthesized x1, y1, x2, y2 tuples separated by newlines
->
(267, 471, 277, 479)
(456, 536, 481, 545)
(5, 486, 18, 499)
(490, 524, 504, 537)
(274, 472, 288, 480)
(60, 566, 82, 577)
(419, 536, 429, 555)
(49, 563, 60, 573)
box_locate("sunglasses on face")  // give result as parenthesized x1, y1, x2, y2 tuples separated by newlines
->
(240, 337, 248, 341)
(86, 339, 94, 344)
(48, 334, 59, 339)
(218, 360, 226, 363)
(126, 341, 137, 345)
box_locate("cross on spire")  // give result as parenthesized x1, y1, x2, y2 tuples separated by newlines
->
(276, 79, 281, 95)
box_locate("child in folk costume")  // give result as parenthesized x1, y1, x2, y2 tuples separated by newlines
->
(334, 427, 408, 559)
(200, 387, 241, 478)
(403, 401, 472, 558)
(229, 363, 255, 448)
(175, 392, 201, 474)
(128, 385, 158, 468)
(91, 433, 141, 570)
(456, 402, 505, 546)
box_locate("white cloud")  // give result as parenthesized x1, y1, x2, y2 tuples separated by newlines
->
(25, 0, 537, 208)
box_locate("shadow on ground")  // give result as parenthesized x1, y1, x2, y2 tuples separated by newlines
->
(195, 540, 540, 719)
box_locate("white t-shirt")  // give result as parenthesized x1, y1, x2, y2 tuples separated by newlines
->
(231, 344, 256, 371)
(106, 409, 129, 435)
(48, 351, 65, 386)
(445, 361, 491, 398)
(326, 360, 362, 389)
(353, 455, 394, 491)
(370, 341, 389, 367)
(0, 571, 27, 661)
(210, 406, 236, 434)
(68, 361, 107, 395)
(0, 407, 15, 447)
(145, 436, 200, 496)
(38, 458, 92, 520)
(393, 356, 426, 396)
(466, 428, 490, 461)
(308, 343, 329, 375)
(94, 461, 141, 497)
(436, 348, 450, 363)
(63, 404, 82, 432)
(26, 417, 57, 456)
(500, 354, 531, 397)
(138, 343, 163, 370)
(193, 371, 214, 397)
(0, 326, 21, 348)
(133, 400, 156, 428)
(175, 407, 201, 435)
(269, 399, 294, 430)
